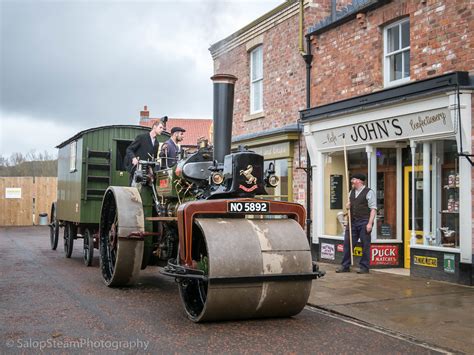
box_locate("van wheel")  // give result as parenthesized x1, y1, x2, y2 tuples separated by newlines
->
(83, 228, 94, 266)
(64, 223, 76, 258)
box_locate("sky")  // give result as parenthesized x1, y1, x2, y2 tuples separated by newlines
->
(0, 0, 282, 158)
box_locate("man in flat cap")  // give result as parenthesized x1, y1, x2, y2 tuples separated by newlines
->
(125, 119, 165, 185)
(336, 173, 377, 274)
(159, 127, 186, 168)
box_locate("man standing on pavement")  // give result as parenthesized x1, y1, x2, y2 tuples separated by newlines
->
(336, 173, 376, 274)
(125, 120, 165, 185)
(159, 127, 185, 168)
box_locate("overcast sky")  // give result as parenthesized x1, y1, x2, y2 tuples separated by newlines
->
(0, 0, 282, 158)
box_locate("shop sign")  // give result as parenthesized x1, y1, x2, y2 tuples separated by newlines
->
(337, 244, 344, 253)
(444, 254, 455, 274)
(321, 243, 335, 260)
(250, 142, 290, 159)
(5, 187, 21, 199)
(370, 245, 398, 265)
(414, 255, 438, 268)
(313, 108, 452, 150)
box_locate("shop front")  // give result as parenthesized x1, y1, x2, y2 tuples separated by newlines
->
(302, 72, 473, 285)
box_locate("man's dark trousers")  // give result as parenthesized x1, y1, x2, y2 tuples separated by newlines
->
(341, 219, 371, 270)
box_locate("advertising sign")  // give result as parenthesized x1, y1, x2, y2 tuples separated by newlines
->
(370, 245, 398, 266)
(5, 187, 22, 199)
(444, 254, 455, 273)
(321, 243, 335, 260)
(414, 255, 438, 268)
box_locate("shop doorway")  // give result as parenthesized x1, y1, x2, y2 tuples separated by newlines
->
(403, 165, 428, 268)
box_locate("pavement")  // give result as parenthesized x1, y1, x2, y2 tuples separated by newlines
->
(308, 263, 474, 354)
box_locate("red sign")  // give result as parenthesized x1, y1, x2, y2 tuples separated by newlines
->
(370, 245, 398, 266)
(336, 244, 344, 252)
(159, 179, 169, 188)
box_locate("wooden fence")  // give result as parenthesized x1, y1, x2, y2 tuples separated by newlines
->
(0, 177, 57, 226)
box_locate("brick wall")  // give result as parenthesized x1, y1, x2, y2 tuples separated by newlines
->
(214, 4, 328, 207)
(311, 0, 473, 106)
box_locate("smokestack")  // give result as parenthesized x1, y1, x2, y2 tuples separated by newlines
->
(211, 74, 237, 164)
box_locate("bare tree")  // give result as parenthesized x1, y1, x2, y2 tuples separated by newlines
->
(0, 150, 58, 177)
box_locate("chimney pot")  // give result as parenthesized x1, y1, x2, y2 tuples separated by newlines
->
(140, 105, 150, 121)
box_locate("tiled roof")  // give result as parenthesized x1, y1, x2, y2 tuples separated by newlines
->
(140, 118, 213, 146)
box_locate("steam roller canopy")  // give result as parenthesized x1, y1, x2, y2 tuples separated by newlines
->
(179, 217, 312, 322)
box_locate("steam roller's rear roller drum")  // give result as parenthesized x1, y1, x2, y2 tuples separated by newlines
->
(99, 187, 144, 287)
(179, 217, 312, 322)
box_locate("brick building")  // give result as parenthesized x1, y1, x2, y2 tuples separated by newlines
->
(210, 0, 473, 284)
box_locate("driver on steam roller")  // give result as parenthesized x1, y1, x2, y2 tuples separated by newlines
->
(125, 118, 166, 185)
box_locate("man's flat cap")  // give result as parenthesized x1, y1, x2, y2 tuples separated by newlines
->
(351, 173, 366, 181)
(171, 127, 186, 134)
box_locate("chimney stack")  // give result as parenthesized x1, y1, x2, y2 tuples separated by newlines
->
(140, 105, 150, 122)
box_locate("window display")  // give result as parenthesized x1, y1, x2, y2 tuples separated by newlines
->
(376, 148, 397, 239)
(438, 140, 459, 247)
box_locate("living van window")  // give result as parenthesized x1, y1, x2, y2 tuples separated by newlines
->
(116, 140, 132, 171)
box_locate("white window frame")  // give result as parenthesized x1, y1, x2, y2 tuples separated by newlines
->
(384, 18, 410, 87)
(250, 45, 263, 114)
(69, 141, 77, 172)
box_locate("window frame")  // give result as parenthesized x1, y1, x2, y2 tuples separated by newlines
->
(69, 141, 77, 172)
(383, 18, 410, 87)
(250, 45, 263, 114)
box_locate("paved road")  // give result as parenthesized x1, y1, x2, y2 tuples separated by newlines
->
(0, 227, 449, 354)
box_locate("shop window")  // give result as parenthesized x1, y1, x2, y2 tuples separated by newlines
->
(323, 149, 368, 237)
(69, 141, 77, 172)
(437, 140, 459, 247)
(263, 159, 288, 201)
(384, 18, 410, 87)
(376, 148, 397, 239)
(250, 45, 263, 113)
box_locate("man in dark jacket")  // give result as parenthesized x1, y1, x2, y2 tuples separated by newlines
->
(336, 173, 377, 274)
(125, 120, 164, 184)
(159, 126, 185, 168)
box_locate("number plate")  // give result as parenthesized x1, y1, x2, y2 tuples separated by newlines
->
(227, 201, 269, 213)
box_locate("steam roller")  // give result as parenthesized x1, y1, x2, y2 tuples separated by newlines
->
(99, 74, 324, 322)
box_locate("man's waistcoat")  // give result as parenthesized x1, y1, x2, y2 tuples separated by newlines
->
(350, 187, 370, 221)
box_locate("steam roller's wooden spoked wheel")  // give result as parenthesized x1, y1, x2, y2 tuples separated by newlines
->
(99, 187, 144, 287)
(83, 228, 94, 267)
(49, 203, 59, 250)
(178, 217, 313, 322)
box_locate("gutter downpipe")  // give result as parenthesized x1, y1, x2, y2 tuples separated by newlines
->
(302, 34, 314, 248)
